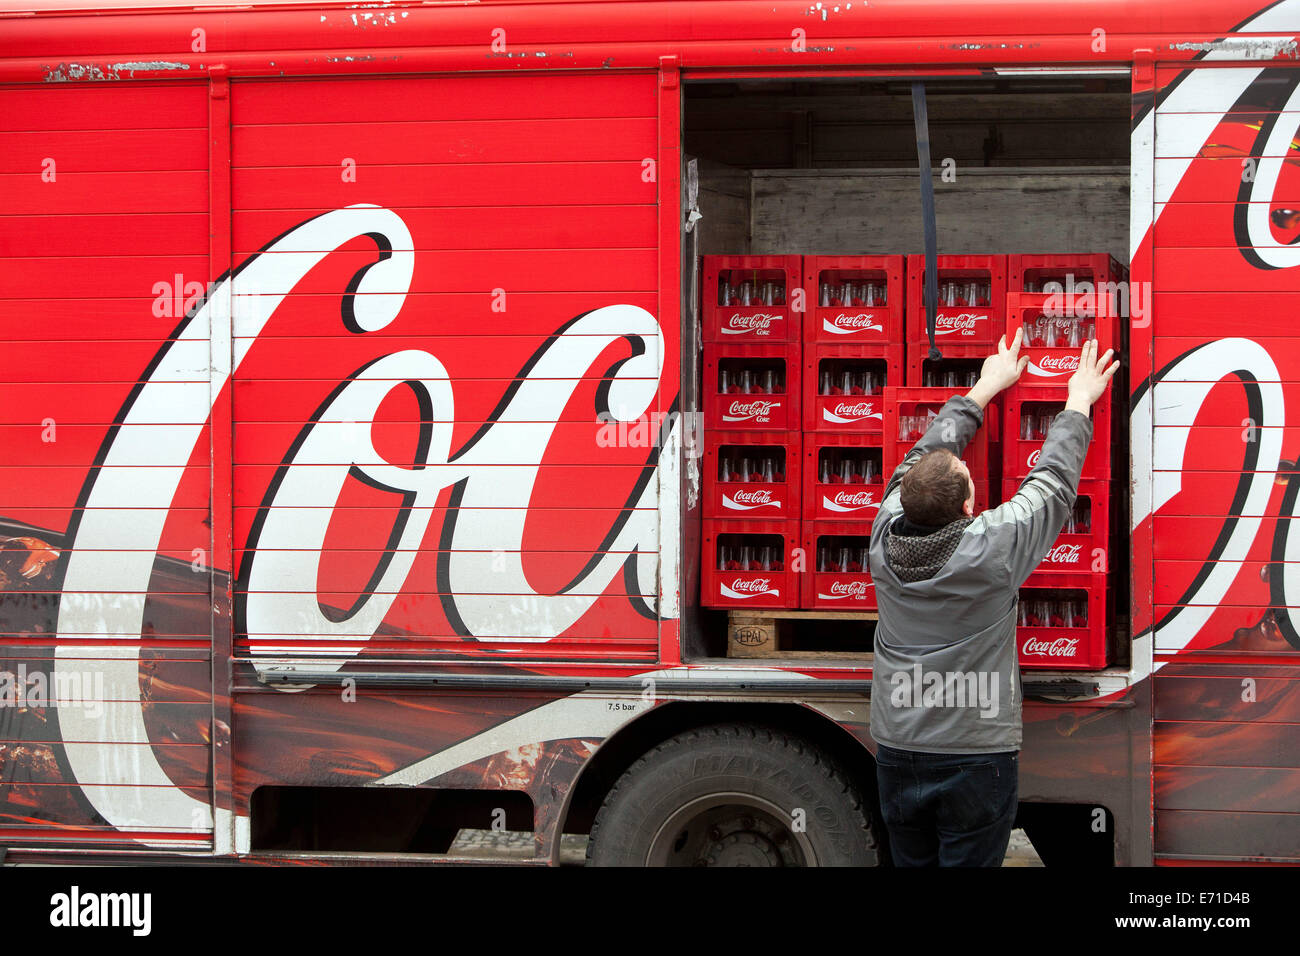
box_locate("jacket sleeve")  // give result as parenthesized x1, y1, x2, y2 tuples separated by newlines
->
(972, 407, 1094, 586)
(874, 395, 984, 546)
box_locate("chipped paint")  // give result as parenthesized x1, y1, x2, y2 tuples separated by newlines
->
(43, 60, 190, 82)
(348, 9, 402, 27)
(804, 0, 858, 20)
(944, 42, 1030, 50)
(487, 50, 575, 59)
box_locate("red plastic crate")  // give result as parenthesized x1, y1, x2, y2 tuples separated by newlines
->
(802, 254, 905, 346)
(702, 254, 802, 343)
(702, 431, 801, 521)
(882, 386, 995, 481)
(1000, 478, 1110, 575)
(803, 343, 902, 434)
(1005, 292, 1119, 384)
(905, 254, 1007, 348)
(802, 520, 878, 611)
(1006, 253, 1126, 295)
(701, 519, 800, 609)
(1017, 572, 1109, 670)
(702, 342, 800, 431)
(803, 434, 885, 522)
(1002, 385, 1112, 481)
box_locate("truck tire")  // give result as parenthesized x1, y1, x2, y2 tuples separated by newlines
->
(586, 723, 879, 866)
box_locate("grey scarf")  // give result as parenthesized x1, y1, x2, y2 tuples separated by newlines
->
(884, 516, 975, 583)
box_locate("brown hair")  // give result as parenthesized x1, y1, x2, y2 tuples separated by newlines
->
(900, 449, 969, 527)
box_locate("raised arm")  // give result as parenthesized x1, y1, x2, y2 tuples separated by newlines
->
(982, 339, 1120, 586)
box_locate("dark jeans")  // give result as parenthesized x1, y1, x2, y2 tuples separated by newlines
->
(875, 743, 1018, 867)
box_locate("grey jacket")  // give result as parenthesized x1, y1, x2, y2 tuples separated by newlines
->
(868, 394, 1093, 754)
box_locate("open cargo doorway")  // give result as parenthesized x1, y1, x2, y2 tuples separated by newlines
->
(679, 72, 1133, 670)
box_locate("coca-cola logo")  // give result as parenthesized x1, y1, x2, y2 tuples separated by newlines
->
(824, 312, 883, 335)
(724, 400, 777, 422)
(1029, 354, 1080, 377)
(827, 580, 871, 597)
(724, 489, 779, 510)
(52, 203, 670, 839)
(834, 402, 874, 417)
(825, 490, 878, 512)
(1021, 636, 1081, 658)
(935, 313, 982, 336)
(1027, 449, 1041, 468)
(823, 401, 880, 424)
(726, 577, 773, 594)
(1045, 543, 1083, 564)
(721, 313, 778, 334)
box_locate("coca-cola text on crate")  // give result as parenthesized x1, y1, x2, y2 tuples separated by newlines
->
(803, 343, 901, 434)
(905, 254, 1007, 348)
(703, 342, 801, 432)
(701, 519, 800, 610)
(702, 254, 802, 343)
(801, 521, 878, 611)
(703, 431, 801, 521)
(1000, 478, 1109, 575)
(803, 434, 884, 521)
(1017, 572, 1109, 670)
(803, 254, 905, 345)
(1002, 384, 1112, 481)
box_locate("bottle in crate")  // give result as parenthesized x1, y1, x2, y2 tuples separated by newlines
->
(703, 432, 801, 520)
(1016, 572, 1108, 669)
(702, 255, 802, 343)
(905, 254, 1007, 346)
(804, 437, 885, 521)
(802, 521, 877, 610)
(803, 255, 905, 345)
(1007, 253, 1127, 301)
(701, 520, 799, 609)
(1005, 292, 1117, 383)
(803, 344, 901, 433)
(703, 343, 800, 431)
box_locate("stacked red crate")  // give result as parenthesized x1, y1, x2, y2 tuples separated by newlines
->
(904, 254, 1007, 387)
(1001, 272, 1120, 670)
(802, 434, 885, 522)
(803, 255, 905, 347)
(799, 257, 906, 610)
(1006, 253, 1127, 301)
(801, 521, 878, 611)
(702, 254, 802, 343)
(700, 255, 803, 609)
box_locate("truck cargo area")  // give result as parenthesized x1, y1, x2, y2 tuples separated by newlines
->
(679, 73, 1132, 670)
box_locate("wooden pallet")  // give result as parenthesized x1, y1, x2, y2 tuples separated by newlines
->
(727, 608, 877, 660)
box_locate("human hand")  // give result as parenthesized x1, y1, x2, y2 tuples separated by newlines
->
(1066, 339, 1119, 410)
(966, 329, 1029, 409)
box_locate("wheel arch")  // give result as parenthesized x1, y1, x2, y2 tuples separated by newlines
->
(553, 698, 878, 865)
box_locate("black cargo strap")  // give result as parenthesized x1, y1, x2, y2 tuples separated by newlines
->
(912, 81, 941, 362)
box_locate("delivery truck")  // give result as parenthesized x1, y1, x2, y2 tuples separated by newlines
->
(1, 0, 1298, 866)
